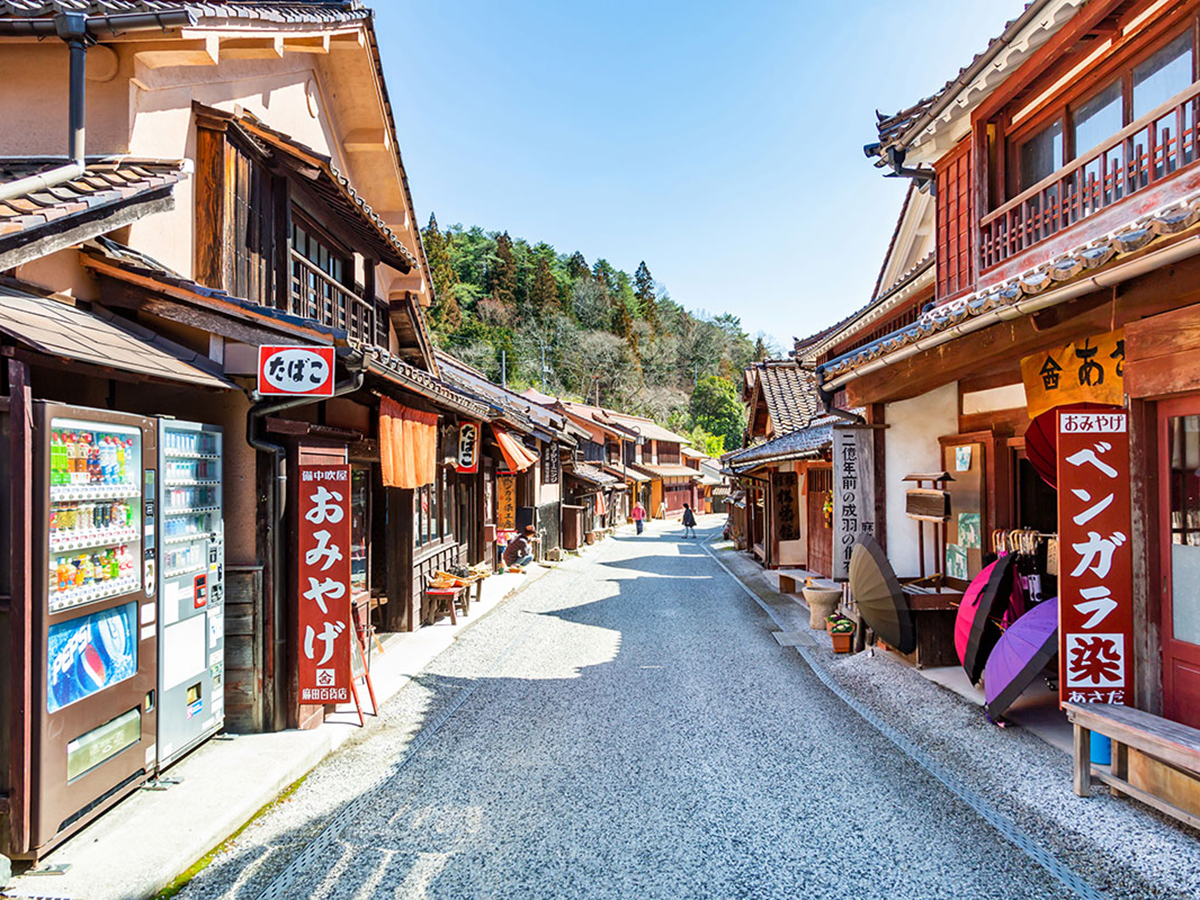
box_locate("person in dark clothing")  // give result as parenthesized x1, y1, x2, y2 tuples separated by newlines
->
(682, 503, 697, 538)
(504, 525, 537, 567)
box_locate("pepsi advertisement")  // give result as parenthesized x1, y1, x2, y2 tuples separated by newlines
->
(47, 603, 137, 713)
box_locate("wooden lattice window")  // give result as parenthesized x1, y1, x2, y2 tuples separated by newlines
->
(936, 139, 974, 300)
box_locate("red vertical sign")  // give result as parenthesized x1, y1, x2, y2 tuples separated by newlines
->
(1058, 409, 1133, 706)
(297, 464, 351, 703)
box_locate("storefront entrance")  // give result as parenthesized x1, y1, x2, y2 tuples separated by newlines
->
(1159, 398, 1200, 728)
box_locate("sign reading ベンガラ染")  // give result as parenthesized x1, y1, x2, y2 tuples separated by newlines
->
(1058, 409, 1133, 707)
(1021, 328, 1124, 420)
(832, 426, 875, 581)
(497, 474, 516, 530)
(297, 464, 351, 704)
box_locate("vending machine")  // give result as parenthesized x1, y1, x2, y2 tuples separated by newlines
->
(33, 403, 158, 852)
(156, 419, 225, 770)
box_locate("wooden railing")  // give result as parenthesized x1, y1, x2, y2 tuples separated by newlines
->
(289, 249, 387, 347)
(981, 81, 1200, 269)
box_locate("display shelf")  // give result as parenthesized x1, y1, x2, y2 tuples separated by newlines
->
(163, 562, 206, 580)
(163, 479, 220, 487)
(50, 483, 139, 503)
(164, 505, 219, 516)
(49, 528, 140, 554)
(162, 531, 215, 545)
(163, 451, 219, 460)
(48, 575, 139, 612)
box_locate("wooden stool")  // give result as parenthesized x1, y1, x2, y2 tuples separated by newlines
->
(424, 584, 467, 625)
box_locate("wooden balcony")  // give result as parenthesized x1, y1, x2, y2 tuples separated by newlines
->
(289, 249, 387, 347)
(981, 81, 1200, 270)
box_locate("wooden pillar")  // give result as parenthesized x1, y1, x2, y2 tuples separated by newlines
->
(385, 487, 415, 632)
(2, 357, 33, 856)
(868, 403, 887, 553)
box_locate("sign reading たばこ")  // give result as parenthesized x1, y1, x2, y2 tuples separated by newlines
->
(258, 346, 335, 397)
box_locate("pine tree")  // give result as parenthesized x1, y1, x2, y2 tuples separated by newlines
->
(634, 261, 659, 332)
(422, 213, 461, 333)
(530, 254, 558, 316)
(753, 336, 769, 362)
(486, 232, 517, 307)
(567, 250, 589, 281)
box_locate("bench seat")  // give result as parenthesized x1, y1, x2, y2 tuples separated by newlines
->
(1064, 701, 1200, 830)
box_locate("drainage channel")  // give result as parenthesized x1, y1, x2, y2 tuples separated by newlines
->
(698, 536, 1113, 900)
(253, 544, 614, 900)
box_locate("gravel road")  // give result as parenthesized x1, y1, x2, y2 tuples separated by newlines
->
(177, 522, 1074, 900)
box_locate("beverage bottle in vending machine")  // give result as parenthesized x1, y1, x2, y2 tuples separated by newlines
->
(116, 438, 126, 482)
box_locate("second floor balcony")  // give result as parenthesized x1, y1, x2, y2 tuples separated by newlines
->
(288, 248, 389, 348)
(981, 80, 1200, 271)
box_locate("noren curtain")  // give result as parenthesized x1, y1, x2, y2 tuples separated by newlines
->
(380, 397, 439, 489)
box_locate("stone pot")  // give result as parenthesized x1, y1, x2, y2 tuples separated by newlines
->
(802, 587, 842, 630)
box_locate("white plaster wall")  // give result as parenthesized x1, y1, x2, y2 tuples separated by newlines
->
(884, 381, 958, 578)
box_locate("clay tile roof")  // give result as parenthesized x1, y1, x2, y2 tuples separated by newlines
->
(0, 158, 187, 264)
(568, 464, 619, 487)
(749, 360, 819, 434)
(0, 1, 370, 23)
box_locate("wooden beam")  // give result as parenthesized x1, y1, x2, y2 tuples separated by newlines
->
(283, 34, 330, 55)
(342, 129, 389, 153)
(0, 192, 174, 272)
(134, 35, 219, 69)
(219, 36, 284, 60)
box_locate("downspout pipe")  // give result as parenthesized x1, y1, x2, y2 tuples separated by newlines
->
(246, 360, 365, 732)
(814, 363, 867, 424)
(0, 9, 193, 203)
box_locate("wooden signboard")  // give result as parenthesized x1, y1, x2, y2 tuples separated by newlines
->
(1021, 327, 1124, 420)
(1058, 409, 1133, 707)
(297, 464, 351, 704)
(905, 489, 950, 521)
(497, 474, 516, 530)
(774, 471, 799, 542)
(832, 426, 875, 581)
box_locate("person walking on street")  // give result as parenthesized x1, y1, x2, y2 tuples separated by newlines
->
(682, 503, 697, 539)
(632, 500, 646, 535)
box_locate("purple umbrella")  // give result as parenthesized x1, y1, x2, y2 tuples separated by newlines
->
(985, 599, 1059, 720)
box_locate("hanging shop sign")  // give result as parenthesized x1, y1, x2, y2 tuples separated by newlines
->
(832, 426, 875, 581)
(456, 422, 481, 474)
(1057, 409, 1133, 707)
(1021, 328, 1124, 420)
(542, 443, 561, 485)
(297, 464, 352, 704)
(258, 345, 335, 397)
(774, 471, 800, 542)
(497, 474, 516, 530)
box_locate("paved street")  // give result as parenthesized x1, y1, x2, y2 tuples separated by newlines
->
(179, 521, 1067, 900)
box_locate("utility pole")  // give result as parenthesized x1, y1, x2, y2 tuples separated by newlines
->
(501, 349, 507, 389)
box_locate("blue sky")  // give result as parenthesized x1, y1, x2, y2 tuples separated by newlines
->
(380, 1, 1027, 350)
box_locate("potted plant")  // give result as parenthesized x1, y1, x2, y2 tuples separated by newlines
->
(829, 617, 855, 653)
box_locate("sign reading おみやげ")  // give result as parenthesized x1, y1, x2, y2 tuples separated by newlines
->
(297, 464, 352, 703)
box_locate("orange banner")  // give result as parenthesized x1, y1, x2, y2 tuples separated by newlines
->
(379, 398, 438, 489)
(1021, 328, 1124, 420)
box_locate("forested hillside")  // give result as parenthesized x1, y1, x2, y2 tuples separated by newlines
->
(422, 216, 770, 455)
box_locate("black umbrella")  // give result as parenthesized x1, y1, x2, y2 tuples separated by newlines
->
(955, 553, 1018, 686)
(849, 533, 915, 654)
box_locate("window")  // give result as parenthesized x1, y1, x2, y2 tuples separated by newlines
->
(292, 219, 349, 287)
(1019, 118, 1063, 190)
(1073, 81, 1123, 158)
(1133, 30, 1193, 117)
(936, 138, 974, 298)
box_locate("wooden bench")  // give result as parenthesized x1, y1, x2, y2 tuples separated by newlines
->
(1064, 701, 1200, 829)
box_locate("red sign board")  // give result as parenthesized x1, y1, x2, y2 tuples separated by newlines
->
(297, 464, 351, 703)
(1058, 409, 1133, 706)
(257, 345, 335, 397)
(456, 422, 480, 474)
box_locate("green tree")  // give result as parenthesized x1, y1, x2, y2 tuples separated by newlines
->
(421, 214, 461, 332)
(689, 375, 744, 451)
(486, 231, 517, 307)
(567, 250, 589, 281)
(634, 261, 659, 331)
(530, 254, 558, 316)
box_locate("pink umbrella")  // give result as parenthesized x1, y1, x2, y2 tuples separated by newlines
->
(954, 554, 1023, 686)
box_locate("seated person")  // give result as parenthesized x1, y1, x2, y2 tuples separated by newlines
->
(503, 524, 537, 568)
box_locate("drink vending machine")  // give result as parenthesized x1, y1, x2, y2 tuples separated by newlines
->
(34, 403, 158, 852)
(156, 419, 225, 769)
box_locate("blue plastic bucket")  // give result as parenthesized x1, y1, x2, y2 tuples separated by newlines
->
(1090, 732, 1112, 766)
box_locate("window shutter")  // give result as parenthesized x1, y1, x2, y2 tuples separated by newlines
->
(935, 140, 975, 301)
